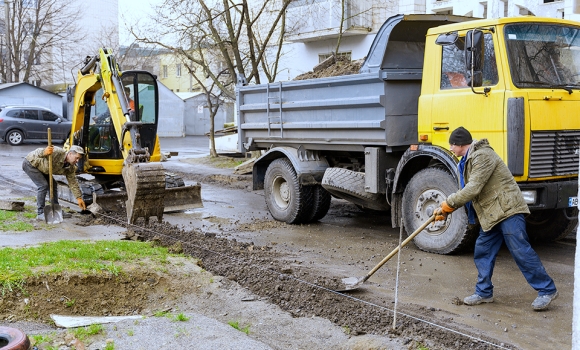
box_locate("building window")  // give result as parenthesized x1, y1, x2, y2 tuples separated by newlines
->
(176, 63, 181, 77)
(31, 79, 41, 86)
(318, 51, 351, 63)
(162, 65, 168, 78)
(21, 0, 38, 8)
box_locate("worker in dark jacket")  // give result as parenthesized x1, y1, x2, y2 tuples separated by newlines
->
(435, 127, 558, 311)
(22, 145, 87, 220)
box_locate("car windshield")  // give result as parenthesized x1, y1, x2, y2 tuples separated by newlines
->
(505, 23, 580, 89)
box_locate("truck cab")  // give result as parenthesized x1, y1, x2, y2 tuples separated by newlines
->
(410, 17, 580, 243)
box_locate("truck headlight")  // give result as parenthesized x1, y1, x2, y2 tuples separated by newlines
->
(521, 190, 537, 204)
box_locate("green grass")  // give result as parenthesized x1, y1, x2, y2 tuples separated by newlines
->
(0, 240, 177, 296)
(153, 309, 171, 317)
(0, 209, 35, 231)
(228, 320, 250, 335)
(173, 313, 190, 322)
(72, 323, 104, 340)
(30, 333, 56, 345)
(189, 155, 246, 168)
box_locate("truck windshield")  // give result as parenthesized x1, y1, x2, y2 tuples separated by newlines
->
(505, 23, 580, 90)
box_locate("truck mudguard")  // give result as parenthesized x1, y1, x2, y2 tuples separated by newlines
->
(252, 147, 329, 190)
(392, 144, 459, 194)
(389, 144, 458, 228)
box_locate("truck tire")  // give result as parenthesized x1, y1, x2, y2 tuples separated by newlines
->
(526, 208, 578, 242)
(402, 167, 477, 254)
(306, 185, 331, 222)
(0, 326, 30, 350)
(264, 158, 313, 224)
(321, 167, 389, 211)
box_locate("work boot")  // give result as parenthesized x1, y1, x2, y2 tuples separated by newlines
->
(532, 291, 558, 311)
(463, 294, 494, 305)
(36, 213, 45, 221)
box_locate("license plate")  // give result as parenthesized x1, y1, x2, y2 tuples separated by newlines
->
(569, 196, 578, 207)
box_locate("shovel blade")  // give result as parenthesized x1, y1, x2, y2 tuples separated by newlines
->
(334, 277, 364, 292)
(44, 203, 63, 224)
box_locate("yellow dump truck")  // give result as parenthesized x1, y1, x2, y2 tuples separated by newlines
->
(237, 14, 580, 254)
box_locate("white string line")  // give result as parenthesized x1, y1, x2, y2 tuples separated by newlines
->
(95, 211, 509, 350)
(1, 177, 509, 349)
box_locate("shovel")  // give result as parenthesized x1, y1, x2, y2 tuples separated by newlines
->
(44, 128, 63, 224)
(337, 214, 436, 292)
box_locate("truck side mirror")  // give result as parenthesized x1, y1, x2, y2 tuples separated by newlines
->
(465, 30, 484, 87)
(435, 32, 458, 46)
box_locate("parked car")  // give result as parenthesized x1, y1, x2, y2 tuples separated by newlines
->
(0, 105, 71, 146)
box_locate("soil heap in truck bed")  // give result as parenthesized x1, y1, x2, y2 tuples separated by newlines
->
(294, 56, 364, 80)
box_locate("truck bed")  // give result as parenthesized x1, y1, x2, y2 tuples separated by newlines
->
(237, 71, 421, 153)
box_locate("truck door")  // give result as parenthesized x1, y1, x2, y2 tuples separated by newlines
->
(431, 32, 506, 153)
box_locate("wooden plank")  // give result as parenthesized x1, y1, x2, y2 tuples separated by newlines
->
(234, 157, 257, 175)
(0, 200, 25, 211)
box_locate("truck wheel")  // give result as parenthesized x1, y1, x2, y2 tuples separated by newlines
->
(7, 130, 24, 146)
(264, 158, 313, 224)
(402, 167, 477, 254)
(321, 167, 389, 211)
(306, 185, 331, 222)
(526, 208, 578, 242)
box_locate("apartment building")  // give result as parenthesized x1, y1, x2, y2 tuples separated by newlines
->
(279, 0, 578, 80)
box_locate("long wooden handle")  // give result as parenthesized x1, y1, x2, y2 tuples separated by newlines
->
(48, 128, 53, 202)
(363, 215, 436, 281)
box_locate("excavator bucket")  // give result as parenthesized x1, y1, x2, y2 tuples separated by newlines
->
(122, 162, 166, 224)
(90, 174, 203, 221)
(163, 185, 202, 212)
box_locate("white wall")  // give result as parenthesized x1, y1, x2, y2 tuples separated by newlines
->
(157, 82, 185, 137)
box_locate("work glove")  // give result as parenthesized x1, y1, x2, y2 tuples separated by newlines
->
(434, 201, 455, 221)
(77, 198, 87, 211)
(43, 145, 54, 156)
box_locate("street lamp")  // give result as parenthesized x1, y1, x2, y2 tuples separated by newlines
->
(3, 0, 12, 83)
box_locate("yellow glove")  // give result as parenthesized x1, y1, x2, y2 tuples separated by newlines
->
(43, 145, 54, 156)
(77, 198, 86, 211)
(434, 201, 455, 221)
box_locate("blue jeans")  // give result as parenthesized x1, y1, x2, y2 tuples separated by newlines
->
(473, 214, 556, 298)
(22, 159, 58, 214)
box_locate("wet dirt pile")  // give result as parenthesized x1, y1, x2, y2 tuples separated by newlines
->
(294, 57, 364, 80)
(82, 211, 513, 350)
(0, 261, 197, 323)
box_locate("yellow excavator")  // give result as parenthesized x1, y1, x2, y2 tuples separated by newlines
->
(62, 48, 201, 224)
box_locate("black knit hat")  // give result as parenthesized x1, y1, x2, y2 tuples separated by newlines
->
(449, 127, 473, 145)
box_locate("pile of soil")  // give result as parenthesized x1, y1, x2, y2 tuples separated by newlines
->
(294, 57, 364, 80)
(0, 258, 203, 323)
(72, 211, 511, 350)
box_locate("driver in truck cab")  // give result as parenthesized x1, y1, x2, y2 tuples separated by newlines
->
(434, 127, 558, 311)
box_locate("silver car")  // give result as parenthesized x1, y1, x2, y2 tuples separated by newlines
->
(0, 105, 71, 145)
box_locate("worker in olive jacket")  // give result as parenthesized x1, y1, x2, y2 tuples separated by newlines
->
(435, 127, 558, 311)
(22, 145, 87, 220)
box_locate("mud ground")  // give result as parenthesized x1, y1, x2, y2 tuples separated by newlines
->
(0, 139, 573, 349)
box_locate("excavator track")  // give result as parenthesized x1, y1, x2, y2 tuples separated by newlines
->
(122, 162, 166, 224)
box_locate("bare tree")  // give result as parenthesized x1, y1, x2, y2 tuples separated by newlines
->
(0, 0, 82, 85)
(129, 0, 292, 156)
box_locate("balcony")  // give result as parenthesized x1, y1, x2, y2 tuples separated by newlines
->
(285, 0, 372, 42)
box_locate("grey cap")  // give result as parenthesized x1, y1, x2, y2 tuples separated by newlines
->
(69, 145, 85, 155)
